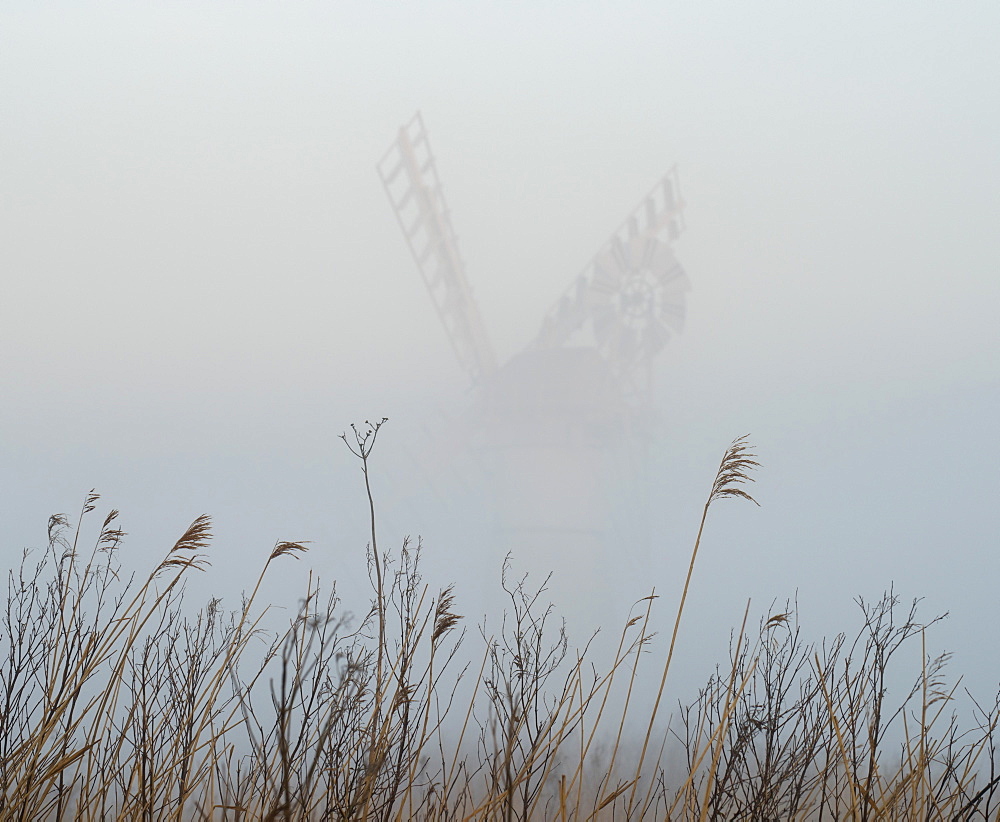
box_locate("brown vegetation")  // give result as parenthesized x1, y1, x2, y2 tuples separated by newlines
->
(1, 425, 997, 819)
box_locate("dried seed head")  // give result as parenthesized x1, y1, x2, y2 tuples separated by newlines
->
(154, 554, 209, 578)
(99, 509, 126, 552)
(709, 435, 760, 507)
(765, 612, 790, 629)
(432, 584, 462, 644)
(269, 541, 309, 562)
(48, 513, 69, 545)
(171, 514, 212, 554)
(83, 489, 100, 515)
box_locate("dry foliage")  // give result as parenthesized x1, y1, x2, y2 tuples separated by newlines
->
(1, 429, 997, 820)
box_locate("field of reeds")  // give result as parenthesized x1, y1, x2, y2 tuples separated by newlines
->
(2, 422, 998, 820)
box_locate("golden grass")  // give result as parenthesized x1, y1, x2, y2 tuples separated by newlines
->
(1, 427, 997, 820)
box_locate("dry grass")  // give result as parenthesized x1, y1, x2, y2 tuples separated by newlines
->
(1, 427, 997, 820)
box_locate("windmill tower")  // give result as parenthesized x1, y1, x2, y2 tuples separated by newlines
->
(378, 113, 688, 631)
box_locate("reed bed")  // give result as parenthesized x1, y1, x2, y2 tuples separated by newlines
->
(1, 423, 997, 820)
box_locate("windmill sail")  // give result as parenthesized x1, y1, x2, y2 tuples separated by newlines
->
(534, 169, 689, 390)
(378, 113, 497, 384)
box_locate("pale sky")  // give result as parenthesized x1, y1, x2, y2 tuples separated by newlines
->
(2, 2, 998, 701)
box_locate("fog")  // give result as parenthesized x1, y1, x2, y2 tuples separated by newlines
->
(2, 3, 998, 704)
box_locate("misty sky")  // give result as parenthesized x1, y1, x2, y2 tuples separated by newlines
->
(2, 3, 998, 701)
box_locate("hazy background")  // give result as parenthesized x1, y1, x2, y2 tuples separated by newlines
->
(2, 2, 998, 702)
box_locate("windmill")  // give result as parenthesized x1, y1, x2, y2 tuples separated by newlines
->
(377, 113, 689, 629)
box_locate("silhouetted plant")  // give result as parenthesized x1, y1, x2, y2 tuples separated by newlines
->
(0, 428, 997, 820)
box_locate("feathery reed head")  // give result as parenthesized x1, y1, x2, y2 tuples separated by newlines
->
(153, 514, 212, 577)
(170, 514, 213, 554)
(432, 584, 462, 644)
(82, 489, 100, 515)
(709, 434, 760, 507)
(269, 541, 309, 562)
(98, 509, 126, 553)
(47, 513, 69, 545)
(154, 554, 210, 576)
